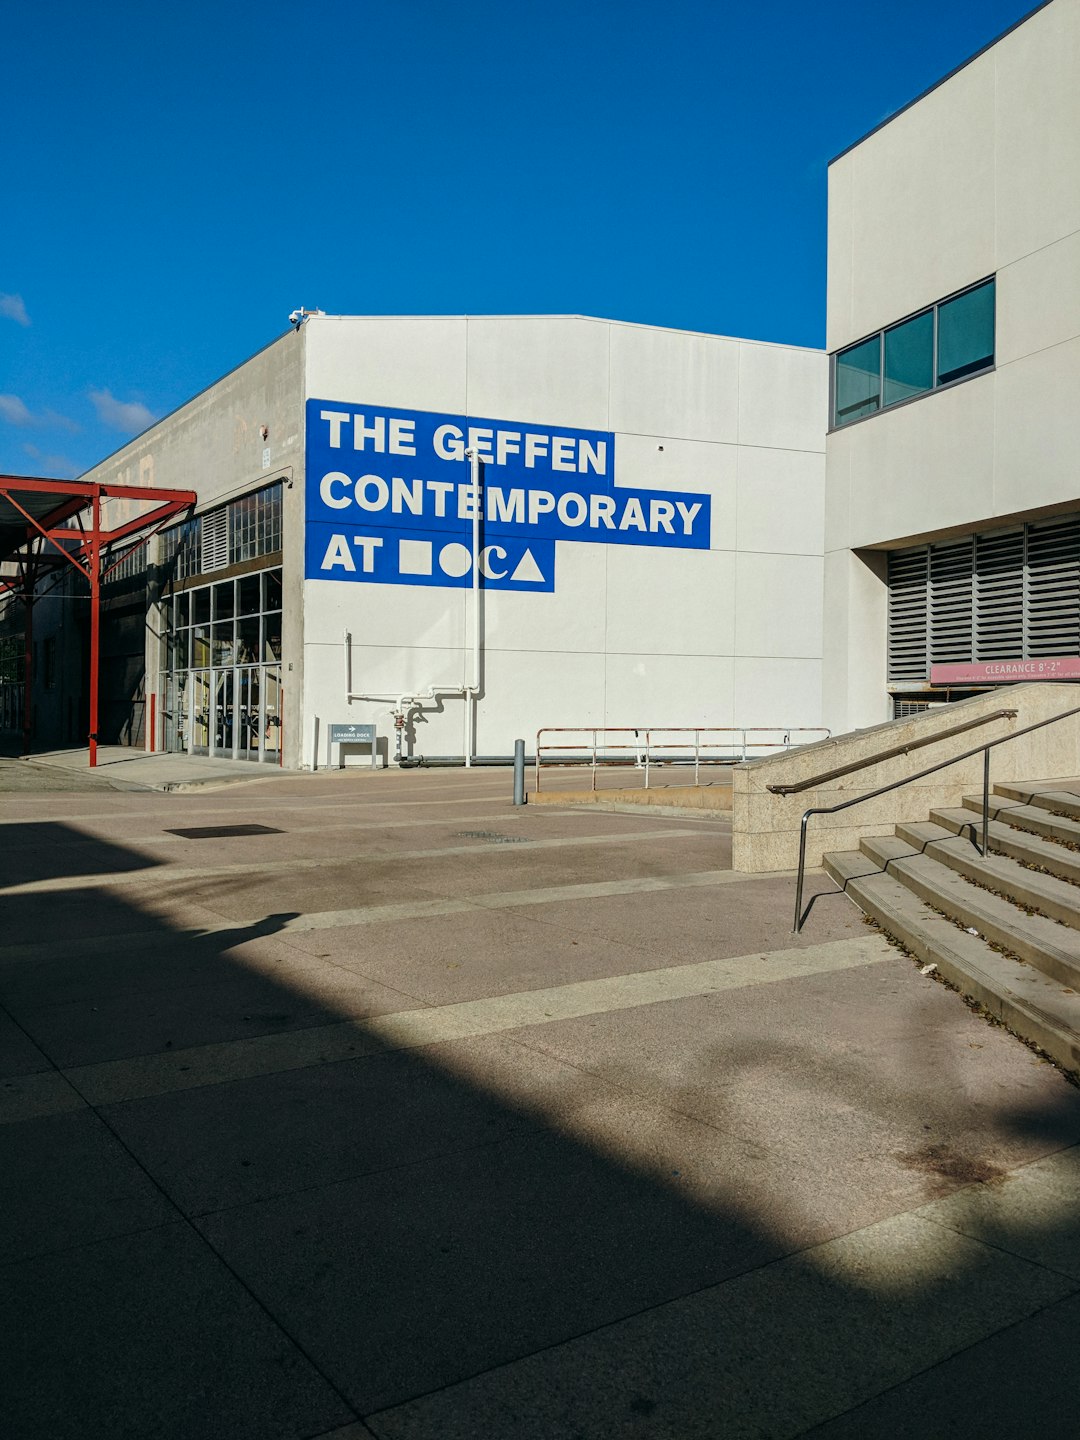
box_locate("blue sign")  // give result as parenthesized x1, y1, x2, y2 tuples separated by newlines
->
(305, 399, 711, 591)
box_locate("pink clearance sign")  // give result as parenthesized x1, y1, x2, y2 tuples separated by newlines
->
(930, 658, 1080, 684)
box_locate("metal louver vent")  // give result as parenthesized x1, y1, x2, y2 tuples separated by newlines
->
(887, 514, 1080, 682)
(200, 509, 228, 573)
(1026, 517, 1080, 657)
(929, 539, 973, 664)
(887, 548, 930, 680)
(975, 529, 1023, 660)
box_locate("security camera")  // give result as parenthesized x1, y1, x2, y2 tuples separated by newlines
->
(288, 309, 302, 326)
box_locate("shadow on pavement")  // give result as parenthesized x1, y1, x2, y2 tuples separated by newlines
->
(2, 819, 1080, 1440)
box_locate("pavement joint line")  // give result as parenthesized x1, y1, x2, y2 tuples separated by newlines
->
(361, 1183, 1080, 1434)
(0, 868, 793, 964)
(55, 934, 892, 1108)
(0, 829, 717, 896)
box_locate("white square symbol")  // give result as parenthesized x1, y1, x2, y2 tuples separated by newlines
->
(398, 539, 433, 576)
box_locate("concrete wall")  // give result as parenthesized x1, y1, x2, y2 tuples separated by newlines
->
(76, 332, 306, 763)
(733, 681, 1080, 872)
(823, 0, 1080, 731)
(301, 314, 827, 763)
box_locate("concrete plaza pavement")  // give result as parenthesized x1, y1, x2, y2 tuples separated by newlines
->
(3, 761, 1080, 1437)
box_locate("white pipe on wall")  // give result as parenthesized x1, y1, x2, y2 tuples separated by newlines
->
(342, 449, 483, 764)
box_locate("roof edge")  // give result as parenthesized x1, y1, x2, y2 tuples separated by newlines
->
(828, 0, 1055, 166)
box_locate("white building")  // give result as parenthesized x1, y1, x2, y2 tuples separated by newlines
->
(66, 315, 825, 767)
(823, 0, 1080, 731)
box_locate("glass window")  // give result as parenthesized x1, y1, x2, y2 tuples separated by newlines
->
(237, 615, 261, 664)
(213, 579, 235, 621)
(192, 625, 211, 668)
(263, 570, 282, 611)
(192, 587, 211, 624)
(937, 280, 995, 386)
(176, 592, 190, 627)
(834, 336, 881, 426)
(238, 574, 261, 616)
(263, 613, 282, 663)
(212, 621, 235, 667)
(883, 309, 933, 407)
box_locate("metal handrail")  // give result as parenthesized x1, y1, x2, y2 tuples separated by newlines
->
(793, 700, 1080, 933)
(768, 708, 1018, 796)
(535, 726, 830, 793)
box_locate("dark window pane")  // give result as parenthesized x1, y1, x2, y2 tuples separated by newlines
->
(237, 615, 260, 664)
(213, 580, 235, 621)
(176, 592, 190, 627)
(834, 336, 881, 425)
(192, 587, 211, 624)
(937, 280, 994, 386)
(238, 575, 261, 616)
(884, 310, 933, 407)
(212, 621, 235, 666)
(263, 569, 282, 611)
(263, 613, 282, 663)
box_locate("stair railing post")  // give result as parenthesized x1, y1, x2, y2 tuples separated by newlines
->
(982, 745, 991, 858)
(793, 810, 811, 933)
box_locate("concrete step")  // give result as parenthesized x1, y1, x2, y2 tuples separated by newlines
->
(822, 848, 1080, 1076)
(961, 795, 1080, 848)
(895, 820, 1080, 930)
(992, 783, 1080, 821)
(857, 833, 1080, 989)
(930, 806, 1080, 885)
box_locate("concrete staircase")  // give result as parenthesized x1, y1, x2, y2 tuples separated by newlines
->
(823, 781, 1080, 1076)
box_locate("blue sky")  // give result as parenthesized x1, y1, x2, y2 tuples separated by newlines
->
(1, 0, 1040, 479)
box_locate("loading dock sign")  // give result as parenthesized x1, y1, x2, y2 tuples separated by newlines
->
(304, 399, 711, 592)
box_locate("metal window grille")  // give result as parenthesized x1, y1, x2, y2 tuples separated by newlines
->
(887, 515, 1080, 680)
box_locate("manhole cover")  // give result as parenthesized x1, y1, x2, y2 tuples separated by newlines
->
(165, 824, 284, 839)
(455, 830, 529, 844)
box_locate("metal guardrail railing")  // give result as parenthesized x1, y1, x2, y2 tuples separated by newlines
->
(767, 708, 1019, 796)
(792, 701, 1080, 933)
(535, 726, 830, 793)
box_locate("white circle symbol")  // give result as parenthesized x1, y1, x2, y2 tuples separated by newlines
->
(439, 542, 472, 577)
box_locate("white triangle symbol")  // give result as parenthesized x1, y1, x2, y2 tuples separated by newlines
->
(510, 548, 545, 583)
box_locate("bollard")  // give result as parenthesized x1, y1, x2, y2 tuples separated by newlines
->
(513, 738, 526, 805)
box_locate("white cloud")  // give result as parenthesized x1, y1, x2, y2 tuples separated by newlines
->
(89, 387, 155, 434)
(0, 393, 79, 431)
(22, 442, 81, 479)
(0, 394, 33, 425)
(0, 293, 31, 326)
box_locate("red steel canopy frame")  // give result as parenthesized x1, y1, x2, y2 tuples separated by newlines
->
(0, 475, 197, 766)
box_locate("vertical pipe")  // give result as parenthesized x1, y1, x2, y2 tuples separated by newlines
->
(466, 449, 481, 767)
(513, 738, 525, 805)
(88, 492, 101, 768)
(982, 746, 990, 857)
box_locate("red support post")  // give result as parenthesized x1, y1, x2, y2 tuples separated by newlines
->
(149, 691, 156, 753)
(88, 491, 101, 768)
(22, 578, 33, 757)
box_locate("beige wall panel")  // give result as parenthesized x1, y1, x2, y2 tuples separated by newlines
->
(994, 0, 1080, 266)
(737, 447, 825, 557)
(994, 335, 1080, 516)
(465, 316, 610, 429)
(602, 653, 735, 727)
(733, 657, 824, 731)
(845, 376, 996, 548)
(737, 343, 827, 452)
(305, 317, 468, 415)
(734, 552, 823, 659)
(823, 433, 851, 553)
(605, 546, 735, 656)
(845, 60, 996, 344)
(997, 228, 1080, 366)
(608, 324, 740, 443)
(826, 155, 855, 353)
